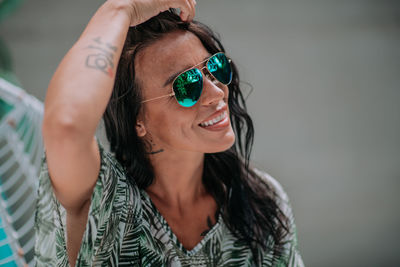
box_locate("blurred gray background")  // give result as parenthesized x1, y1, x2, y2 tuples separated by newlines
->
(1, 0, 400, 266)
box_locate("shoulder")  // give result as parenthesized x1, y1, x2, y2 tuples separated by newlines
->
(252, 168, 293, 231)
(94, 140, 141, 203)
(253, 168, 305, 266)
(253, 168, 290, 206)
(98, 141, 128, 180)
(91, 140, 142, 217)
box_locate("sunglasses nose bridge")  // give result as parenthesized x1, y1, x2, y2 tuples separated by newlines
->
(200, 65, 216, 84)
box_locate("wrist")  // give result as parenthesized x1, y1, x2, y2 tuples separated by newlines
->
(102, 0, 132, 25)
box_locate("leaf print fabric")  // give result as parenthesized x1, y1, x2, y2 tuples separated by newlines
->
(35, 142, 304, 266)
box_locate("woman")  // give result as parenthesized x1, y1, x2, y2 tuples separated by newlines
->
(35, 0, 304, 266)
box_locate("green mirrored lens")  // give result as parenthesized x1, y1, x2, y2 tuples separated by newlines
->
(173, 68, 203, 107)
(207, 53, 232, 85)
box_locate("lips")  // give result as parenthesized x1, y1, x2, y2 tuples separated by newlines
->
(198, 103, 230, 130)
(199, 111, 227, 127)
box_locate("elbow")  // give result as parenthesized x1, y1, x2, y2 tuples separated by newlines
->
(42, 87, 97, 145)
(42, 109, 84, 143)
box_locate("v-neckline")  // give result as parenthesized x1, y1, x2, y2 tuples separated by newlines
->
(140, 189, 222, 257)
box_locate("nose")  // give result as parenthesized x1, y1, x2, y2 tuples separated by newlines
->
(200, 71, 227, 106)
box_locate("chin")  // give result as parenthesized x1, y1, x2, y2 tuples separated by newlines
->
(205, 132, 236, 153)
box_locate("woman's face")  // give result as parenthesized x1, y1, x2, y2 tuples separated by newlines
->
(135, 30, 235, 154)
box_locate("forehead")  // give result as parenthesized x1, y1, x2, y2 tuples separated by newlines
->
(134, 31, 210, 88)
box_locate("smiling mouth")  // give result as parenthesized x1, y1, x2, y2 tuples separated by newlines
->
(199, 111, 227, 127)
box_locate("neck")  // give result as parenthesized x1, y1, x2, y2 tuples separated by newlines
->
(146, 149, 206, 208)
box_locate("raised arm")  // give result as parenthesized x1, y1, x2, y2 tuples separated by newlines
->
(41, 0, 195, 264)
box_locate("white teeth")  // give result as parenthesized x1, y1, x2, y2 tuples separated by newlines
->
(200, 111, 226, 127)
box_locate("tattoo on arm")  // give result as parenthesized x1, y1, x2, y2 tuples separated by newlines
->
(84, 37, 118, 77)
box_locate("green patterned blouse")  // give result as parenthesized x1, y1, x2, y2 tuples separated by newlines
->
(35, 143, 304, 266)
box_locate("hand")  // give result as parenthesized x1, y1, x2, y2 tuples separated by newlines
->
(115, 0, 197, 26)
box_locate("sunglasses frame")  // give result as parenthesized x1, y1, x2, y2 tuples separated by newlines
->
(141, 52, 232, 107)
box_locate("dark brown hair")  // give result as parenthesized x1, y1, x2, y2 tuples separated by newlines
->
(103, 10, 289, 264)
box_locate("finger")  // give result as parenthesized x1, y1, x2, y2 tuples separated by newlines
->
(179, 9, 189, 22)
(178, 0, 191, 21)
(168, 0, 191, 21)
(187, 0, 196, 21)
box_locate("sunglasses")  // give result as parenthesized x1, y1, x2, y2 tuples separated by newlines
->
(141, 52, 233, 107)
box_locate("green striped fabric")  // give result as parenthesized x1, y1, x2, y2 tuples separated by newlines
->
(35, 143, 304, 266)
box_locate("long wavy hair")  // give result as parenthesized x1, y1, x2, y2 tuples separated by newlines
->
(103, 10, 289, 263)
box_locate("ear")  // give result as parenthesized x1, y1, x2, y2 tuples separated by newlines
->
(136, 121, 147, 137)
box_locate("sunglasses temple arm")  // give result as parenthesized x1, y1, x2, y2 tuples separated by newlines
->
(141, 92, 175, 103)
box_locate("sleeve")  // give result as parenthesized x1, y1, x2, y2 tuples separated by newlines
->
(255, 170, 305, 267)
(34, 142, 141, 266)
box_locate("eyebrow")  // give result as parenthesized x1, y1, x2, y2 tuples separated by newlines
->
(163, 55, 211, 87)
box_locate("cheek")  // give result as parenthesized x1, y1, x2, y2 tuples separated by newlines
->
(145, 107, 197, 143)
